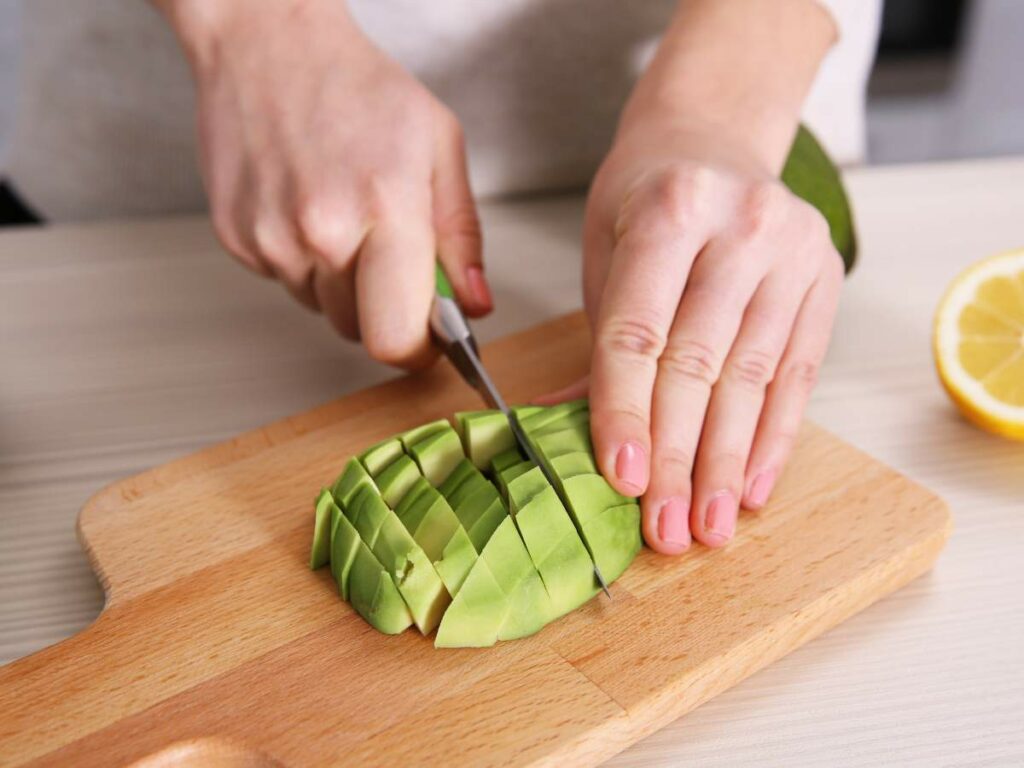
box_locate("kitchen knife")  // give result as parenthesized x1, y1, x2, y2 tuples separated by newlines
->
(430, 264, 611, 598)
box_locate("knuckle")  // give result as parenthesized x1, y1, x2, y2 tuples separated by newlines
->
(363, 329, 419, 367)
(654, 446, 695, 477)
(736, 180, 785, 242)
(601, 316, 668, 361)
(658, 338, 722, 388)
(251, 217, 292, 266)
(724, 348, 777, 391)
(782, 359, 820, 391)
(649, 164, 710, 225)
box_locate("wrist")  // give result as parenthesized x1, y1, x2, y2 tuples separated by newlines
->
(620, 0, 836, 175)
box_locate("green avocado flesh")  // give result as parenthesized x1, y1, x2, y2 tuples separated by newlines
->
(311, 401, 643, 647)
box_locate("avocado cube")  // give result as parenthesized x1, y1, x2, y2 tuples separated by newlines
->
(437, 458, 478, 501)
(489, 447, 524, 475)
(375, 454, 422, 509)
(434, 561, 508, 648)
(400, 418, 450, 448)
(309, 489, 334, 570)
(347, 540, 414, 635)
(457, 410, 517, 470)
(408, 427, 465, 486)
(331, 509, 362, 600)
(360, 438, 405, 477)
(331, 458, 377, 508)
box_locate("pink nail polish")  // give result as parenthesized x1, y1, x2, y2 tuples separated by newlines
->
(705, 492, 737, 540)
(466, 266, 492, 309)
(748, 470, 775, 508)
(658, 498, 690, 547)
(614, 442, 647, 493)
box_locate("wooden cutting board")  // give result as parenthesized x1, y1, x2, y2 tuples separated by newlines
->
(0, 313, 950, 768)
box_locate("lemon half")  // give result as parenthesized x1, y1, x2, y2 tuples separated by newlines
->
(934, 249, 1024, 440)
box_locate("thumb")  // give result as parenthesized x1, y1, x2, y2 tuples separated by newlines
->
(432, 112, 492, 318)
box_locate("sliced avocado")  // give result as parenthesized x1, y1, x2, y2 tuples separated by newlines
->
(500, 569, 554, 640)
(331, 458, 377, 508)
(517, 398, 588, 434)
(399, 485, 479, 597)
(432, 528, 478, 596)
(375, 454, 422, 509)
(400, 418, 450, 448)
(510, 404, 544, 420)
(489, 447, 524, 475)
(530, 409, 590, 438)
(549, 451, 598, 481)
(505, 466, 550, 514)
(395, 475, 433, 520)
(449, 480, 507, 551)
(511, 478, 599, 617)
(310, 488, 334, 570)
(434, 560, 508, 648)
(408, 427, 465, 486)
(360, 438, 405, 477)
(437, 457, 478, 501)
(535, 428, 592, 461)
(347, 540, 414, 635)
(371, 505, 451, 634)
(458, 410, 516, 470)
(347, 485, 390, 547)
(496, 460, 534, 499)
(331, 509, 362, 600)
(560, 474, 640, 582)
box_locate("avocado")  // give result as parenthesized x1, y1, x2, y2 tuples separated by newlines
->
(330, 508, 362, 600)
(374, 454, 422, 509)
(456, 410, 517, 470)
(347, 484, 390, 548)
(437, 457, 478, 500)
(449, 481, 507, 552)
(347, 539, 414, 635)
(400, 418, 450, 448)
(481, 517, 555, 640)
(517, 398, 588, 434)
(395, 476, 434, 520)
(434, 559, 508, 648)
(489, 447, 524, 475)
(331, 458, 377, 508)
(408, 427, 465, 486)
(432, 528, 478, 596)
(360, 438, 405, 477)
(397, 483, 478, 597)
(367, 496, 451, 634)
(535, 428, 592, 462)
(309, 488, 334, 570)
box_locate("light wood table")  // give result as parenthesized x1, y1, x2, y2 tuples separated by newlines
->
(1, 158, 1022, 766)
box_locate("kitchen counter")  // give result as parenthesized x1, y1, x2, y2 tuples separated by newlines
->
(1, 158, 1022, 766)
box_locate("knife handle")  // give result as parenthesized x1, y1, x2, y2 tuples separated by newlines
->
(434, 263, 456, 300)
(430, 264, 475, 349)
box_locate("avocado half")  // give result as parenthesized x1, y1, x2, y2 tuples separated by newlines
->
(310, 400, 642, 648)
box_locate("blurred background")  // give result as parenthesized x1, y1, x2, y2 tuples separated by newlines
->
(0, 0, 1021, 224)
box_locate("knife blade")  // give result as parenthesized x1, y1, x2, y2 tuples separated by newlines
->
(430, 265, 611, 598)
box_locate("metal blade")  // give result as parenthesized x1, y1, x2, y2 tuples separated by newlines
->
(450, 338, 611, 598)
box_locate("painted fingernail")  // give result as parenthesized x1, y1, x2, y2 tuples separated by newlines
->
(748, 470, 775, 508)
(658, 498, 690, 547)
(466, 266, 492, 310)
(615, 442, 647, 493)
(704, 492, 737, 542)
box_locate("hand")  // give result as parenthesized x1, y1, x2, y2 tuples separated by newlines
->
(545, 116, 843, 554)
(157, 0, 492, 367)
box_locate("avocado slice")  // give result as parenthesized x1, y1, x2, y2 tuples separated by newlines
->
(331, 458, 377, 508)
(408, 427, 465, 486)
(434, 559, 508, 648)
(496, 460, 534, 499)
(447, 479, 507, 552)
(360, 438, 406, 477)
(530, 409, 590, 437)
(330, 507, 362, 600)
(347, 484, 390, 548)
(481, 516, 555, 640)
(347, 537, 414, 635)
(437, 457, 478, 500)
(395, 475, 433, 519)
(560, 474, 641, 583)
(374, 454, 422, 509)
(535, 428, 592, 462)
(508, 469, 599, 617)
(549, 451, 598, 480)
(517, 398, 588, 435)
(396, 483, 478, 597)
(400, 418, 450, 448)
(489, 447, 524, 475)
(455, 410, 517, 470)
(309, 488, 334, 570)
(364, 492, 451, 634)
(510, 404, 544, 420)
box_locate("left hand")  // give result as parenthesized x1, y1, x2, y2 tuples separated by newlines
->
(542, 116, 843, 553)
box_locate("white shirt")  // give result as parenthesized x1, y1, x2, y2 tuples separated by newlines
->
(3, 0, 881, 222)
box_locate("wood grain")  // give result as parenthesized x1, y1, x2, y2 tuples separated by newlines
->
(0, 312, 949, 767)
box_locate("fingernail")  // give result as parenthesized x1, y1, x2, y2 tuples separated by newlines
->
(614, 442, 647, 493)
(466, 266, 492, 309)
(748, 470, 775, 508)
(704, 492, 737, 541)
(658, 498, 690, 547)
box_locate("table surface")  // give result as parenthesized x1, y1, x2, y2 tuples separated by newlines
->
(1, 158, 1022, 767)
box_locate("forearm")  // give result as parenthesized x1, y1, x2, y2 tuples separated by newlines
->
(622, 0, 837, 174)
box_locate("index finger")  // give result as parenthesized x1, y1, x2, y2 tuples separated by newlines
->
(589, 183, 709, 497)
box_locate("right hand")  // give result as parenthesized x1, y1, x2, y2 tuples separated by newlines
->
(158, 0, 492, 367)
